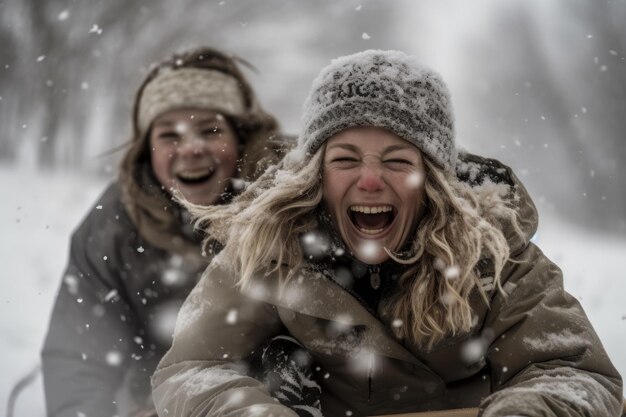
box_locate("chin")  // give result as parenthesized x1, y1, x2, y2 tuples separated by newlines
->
(348, 238, 391, 265)
(180, 190, 220, 206)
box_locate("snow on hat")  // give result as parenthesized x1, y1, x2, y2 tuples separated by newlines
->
(300, 50, 456, 172)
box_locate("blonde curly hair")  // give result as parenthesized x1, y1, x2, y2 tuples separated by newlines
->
(188, 146, 521, 349)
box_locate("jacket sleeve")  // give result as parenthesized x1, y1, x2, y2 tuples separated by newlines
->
(41, 204, 139, 417)
(151, 260, 299, 417)
(479, 243, 623, 417)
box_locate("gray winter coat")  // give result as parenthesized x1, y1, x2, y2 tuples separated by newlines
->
(42, 182, 207, 417)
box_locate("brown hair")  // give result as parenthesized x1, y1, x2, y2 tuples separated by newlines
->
(119, 46, 283, 255)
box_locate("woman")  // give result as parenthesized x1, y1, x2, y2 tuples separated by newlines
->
(41, 47, 288, 417)
(152, 50, 624, 417)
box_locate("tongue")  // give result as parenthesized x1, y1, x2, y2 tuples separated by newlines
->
(353, 212, 390, 230)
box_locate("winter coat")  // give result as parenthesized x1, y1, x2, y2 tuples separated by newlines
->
(41, 182, 208, 417)
(151, 155, 624, 417)
(41, 126, 292, 417)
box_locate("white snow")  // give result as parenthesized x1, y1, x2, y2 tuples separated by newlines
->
(405, 171, 424, 189)
(356, 240, 382, 262)
(105, 350, 123, 367)
(461, 338, 487, 365)
(523, 330, 590, 352)
(0, 164, 624, 417)
(226, 308, 239, 324)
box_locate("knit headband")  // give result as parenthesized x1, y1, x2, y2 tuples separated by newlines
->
(300, 50, 456, 172)
(138, 67, 246, 136)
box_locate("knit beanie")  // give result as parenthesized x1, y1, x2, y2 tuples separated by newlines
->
(137, 67, 246, 137)
(300, 50, 456, 172)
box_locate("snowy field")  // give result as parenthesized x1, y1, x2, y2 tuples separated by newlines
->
(1, 164, 624, 416)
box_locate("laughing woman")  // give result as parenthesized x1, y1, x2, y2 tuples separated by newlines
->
(152, 50, 624, 417)
(41, 47, 288, 417)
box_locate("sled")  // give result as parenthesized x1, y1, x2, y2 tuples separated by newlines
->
(374, 401, 626, 417)
(374, 409, 478, 417)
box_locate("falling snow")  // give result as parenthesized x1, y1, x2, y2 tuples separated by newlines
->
(63, 274, 79, 295)
(460, 338, 486, 365)
(226, 308, 238, 324)
(104, 289, 118, 302)
(356, 240, 382, 263)
(88, 24, 103, 35)
(105, 350, 123, 366)
(231, 178, 246, 192)
(444, 265, 460, 280)
(405, 171, 424, 188)
(301, 230, 330, 258)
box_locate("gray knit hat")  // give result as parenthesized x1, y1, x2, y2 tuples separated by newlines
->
(300, 50, 456, 171)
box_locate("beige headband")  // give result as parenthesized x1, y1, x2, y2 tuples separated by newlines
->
(138, 67, 246, 136)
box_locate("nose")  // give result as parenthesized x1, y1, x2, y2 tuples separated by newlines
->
(177, 135, 207, 157)
(356, 163, 385, 192)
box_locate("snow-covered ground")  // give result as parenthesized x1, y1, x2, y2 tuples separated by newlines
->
(1, 165, 624, 416)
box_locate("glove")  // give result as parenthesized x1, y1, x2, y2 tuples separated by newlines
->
(260, 335, 323, 417)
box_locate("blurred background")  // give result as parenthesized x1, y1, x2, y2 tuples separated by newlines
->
(1, 0, 625, 414)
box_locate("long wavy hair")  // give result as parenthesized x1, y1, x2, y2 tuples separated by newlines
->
(189, 146, 521, 349)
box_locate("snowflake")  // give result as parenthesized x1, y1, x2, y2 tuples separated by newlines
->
(225, 309, 238, 324)
(105, 350, 123, 366)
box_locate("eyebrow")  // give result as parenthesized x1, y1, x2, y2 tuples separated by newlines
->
(326, 142, 415, 155)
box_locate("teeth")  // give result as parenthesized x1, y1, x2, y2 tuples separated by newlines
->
(177, 168, 213, 180)
(349, 205, 393, 214)
(360, 227, 384, 235)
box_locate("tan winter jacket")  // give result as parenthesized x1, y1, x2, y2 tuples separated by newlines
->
(151, 156, 623, 417)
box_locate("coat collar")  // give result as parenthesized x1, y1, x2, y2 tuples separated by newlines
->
(242, 265, 431, 369)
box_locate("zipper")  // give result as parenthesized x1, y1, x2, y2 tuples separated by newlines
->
(367, 352, 375, 403)
(369, 265, 381, 290)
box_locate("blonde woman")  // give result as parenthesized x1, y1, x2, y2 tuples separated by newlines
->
(151, 50, 624, 417)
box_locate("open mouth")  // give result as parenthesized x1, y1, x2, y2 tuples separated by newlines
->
(175, 167, 215, 185)
(348, 205, 396, 235)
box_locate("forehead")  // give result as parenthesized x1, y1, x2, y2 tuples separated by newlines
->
(153, 108, 226, 126)
(325, 126, 418, 154)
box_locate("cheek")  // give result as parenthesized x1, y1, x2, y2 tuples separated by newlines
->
(150, 142, 173, 167)
(150, 146, 175, 186)
(322, 169, 344, 212)
(394, 172, 426, 222)
(213, 136, 239, 163)
(405, 188, 426, 230)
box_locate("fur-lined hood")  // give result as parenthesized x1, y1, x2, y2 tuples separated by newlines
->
(455, 151, 538, 255)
